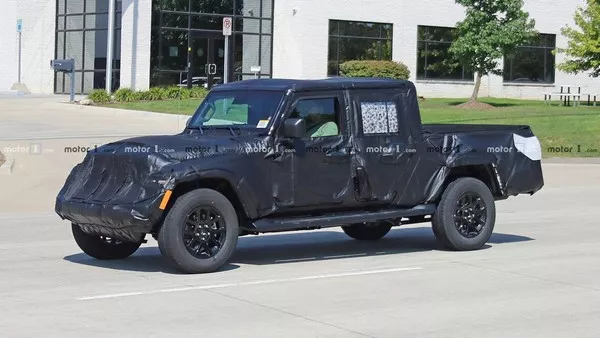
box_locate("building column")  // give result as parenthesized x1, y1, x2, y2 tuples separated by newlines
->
(120, 0, 152, 90)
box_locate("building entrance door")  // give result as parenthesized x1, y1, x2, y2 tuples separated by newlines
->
(188, 34, 225, 89)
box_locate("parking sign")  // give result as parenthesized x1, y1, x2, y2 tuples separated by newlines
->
(223, 17, 232, 36)
(17, 19, 22, 33)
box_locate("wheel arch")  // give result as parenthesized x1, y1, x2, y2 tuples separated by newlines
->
(153, 172, 256, 233)
(431, 164, 504, 203)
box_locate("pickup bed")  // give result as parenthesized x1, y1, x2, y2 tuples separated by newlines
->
(56, 78, 544, 273)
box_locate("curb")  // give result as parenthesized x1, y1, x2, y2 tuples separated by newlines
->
(543, 158, 600, 164)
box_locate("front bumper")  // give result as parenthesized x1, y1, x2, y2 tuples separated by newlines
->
(55, 194, 166, 242)
(55, 152, 170, 242)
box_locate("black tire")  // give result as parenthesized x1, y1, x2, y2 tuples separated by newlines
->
(158, 189, 239, 274)
(72, 224, 142, 260)
(342, 222, 392, 241)
(432, 177, 496, 251)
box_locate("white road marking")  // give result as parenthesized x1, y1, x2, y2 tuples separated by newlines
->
(77, 266, 422, 301)
(274, 257, 317, 263)
(322, 253, 367, 259)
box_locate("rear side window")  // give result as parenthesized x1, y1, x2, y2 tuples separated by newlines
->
(359, 100, 399, 135)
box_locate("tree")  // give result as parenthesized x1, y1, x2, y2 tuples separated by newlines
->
(557, 0, 600, 77)
(450, 0, 537, 102)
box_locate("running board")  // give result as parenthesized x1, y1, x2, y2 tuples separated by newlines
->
(251, 204, 436, 233)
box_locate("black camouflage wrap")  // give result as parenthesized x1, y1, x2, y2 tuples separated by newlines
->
(55, 79, 544, 242)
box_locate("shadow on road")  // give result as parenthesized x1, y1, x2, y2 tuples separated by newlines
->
(63, 227, 534, 273)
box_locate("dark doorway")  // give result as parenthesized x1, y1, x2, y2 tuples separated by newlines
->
(187, 34, 226, 89)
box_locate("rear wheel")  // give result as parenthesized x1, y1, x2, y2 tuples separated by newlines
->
(72, 224, 142, 260)
(432, 177, 496, 251)
(158, 189, 239, 274)
(342, 222, 392, 241)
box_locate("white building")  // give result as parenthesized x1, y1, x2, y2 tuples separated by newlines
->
(0, 0, 595, 99)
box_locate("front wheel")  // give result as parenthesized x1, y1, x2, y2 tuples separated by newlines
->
(342, 222, 392, 241)
(72, 224, 142, 260)
(432, 177, 496, 251)
(158, 189, 239, 274)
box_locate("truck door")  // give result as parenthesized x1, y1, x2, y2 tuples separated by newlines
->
(273, 91, 354, 210)
(350, 89, 415, 205)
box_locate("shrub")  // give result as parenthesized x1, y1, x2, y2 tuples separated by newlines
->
(87, 89, 111, 104)
(113, 88, 138, 102)
(189, 86, 208, 99)
(339, 60, 410, 80)
(164, 86, 185, 99)
(146, 87, 167, 101)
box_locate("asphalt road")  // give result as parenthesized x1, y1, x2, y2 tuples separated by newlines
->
(1, 97, 599, 337)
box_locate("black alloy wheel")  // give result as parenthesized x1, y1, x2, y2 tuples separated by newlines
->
(454, 192, 487, 238)
(183, 207, 227, 259)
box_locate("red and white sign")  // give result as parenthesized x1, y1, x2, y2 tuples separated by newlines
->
(223, 17, 232, 36)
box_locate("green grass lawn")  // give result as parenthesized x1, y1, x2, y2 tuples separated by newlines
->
(102, 97, 600, 158)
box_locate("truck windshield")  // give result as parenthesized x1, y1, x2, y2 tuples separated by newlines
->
(188, 90, 285, 129)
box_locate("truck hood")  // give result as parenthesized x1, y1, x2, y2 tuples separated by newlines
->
(95, 134, 268, 162)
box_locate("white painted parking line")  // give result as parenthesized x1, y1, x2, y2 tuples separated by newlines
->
(77, 266, 422, 301)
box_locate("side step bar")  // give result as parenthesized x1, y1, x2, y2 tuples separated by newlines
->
(251, 204, 436, 233)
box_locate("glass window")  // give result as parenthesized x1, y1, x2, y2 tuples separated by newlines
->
(66, 15, 84, 30)
(160, 30, 189, 70)
(191, 15, 223, 30)
(260, 35, 272, 74)
(417, 26, 473, 81)
(189, 90, 285, 128)
(56, 32, 65, 59)
(290, 98, 341, 137)
(66, 0, 84, 14)
(57, 16, 65, 31)
(261, 19, 272, 34)
(236, 18, 260, 34)
(162, 12, 189, 29)
(55, 0, 122, 94)
(261, 0, 273, 18)
(151, 0, 273, 86)
(328, 20, 393, 76)
(192, 0, 234, 14)
(86, 0, 109, 13)
(86, 13, 108, 29)
(157, 0, 189, 12)
(58, 0, 66, 15)
(65, 31, 84, 69)
(359, 101, 399, 135)
(504, 34, 556, 84)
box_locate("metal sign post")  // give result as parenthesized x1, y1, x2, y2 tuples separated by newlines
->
(105, 0, 115, 93)
(17, 19, 22, 83)
(223, 17, 232, 84)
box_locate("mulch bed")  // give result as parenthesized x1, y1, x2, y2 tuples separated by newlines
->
(455, 101, 495, 110)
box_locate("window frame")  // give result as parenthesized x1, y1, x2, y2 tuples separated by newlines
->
(327, 19, 394, 77)
(352, 90, 404, 137)
(503, 33, 557, 85)
(416, 25, 473, 82)
(150, 0, 274, 87)
(55, 0, 122, 94)
(282, 92, 347, 139)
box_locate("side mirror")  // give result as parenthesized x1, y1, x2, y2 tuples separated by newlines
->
(283, 118, 305, 138)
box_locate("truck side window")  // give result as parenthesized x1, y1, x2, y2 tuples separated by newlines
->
(359, 101, 399, 135)
(290, 98, 341, 137)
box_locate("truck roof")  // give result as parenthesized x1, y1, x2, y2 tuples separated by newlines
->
(212, 78, 413, 92)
